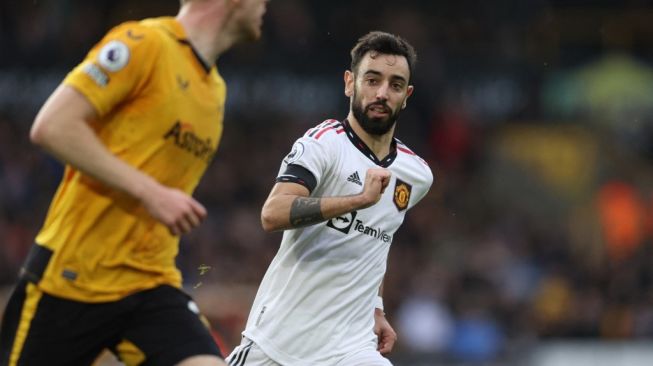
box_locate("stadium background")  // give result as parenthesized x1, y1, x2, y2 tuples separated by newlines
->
(2, 0, 653, 365)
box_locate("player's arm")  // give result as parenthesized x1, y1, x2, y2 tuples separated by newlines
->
(374, 280, 397, 354)
(260, 167, 391, 232)
(30, 85, 206, 236)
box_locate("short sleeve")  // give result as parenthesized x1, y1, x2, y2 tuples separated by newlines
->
(409, 165, 434, 209)
(63, 22, 161, 117)
(276, 135, 333, 193)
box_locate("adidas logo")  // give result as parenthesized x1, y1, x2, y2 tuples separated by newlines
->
(347, 171, 362, 186)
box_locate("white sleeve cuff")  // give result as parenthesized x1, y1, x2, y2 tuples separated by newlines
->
(374, 295, 384, 311)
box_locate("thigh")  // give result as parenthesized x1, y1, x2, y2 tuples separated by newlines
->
(0, 280, 25, 365)
(337, 347, 393, 366)
(0, 279, 121, 366)
(113, 285, 222, 366)
(226, 338, 280, 366)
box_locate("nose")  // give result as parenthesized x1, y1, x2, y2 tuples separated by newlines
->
(375, 82, 390, 100)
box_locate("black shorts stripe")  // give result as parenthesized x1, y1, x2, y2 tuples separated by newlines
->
(229, 341, 253, 366)
(237, 342, 253, 366)
(229, 345, 244, 366)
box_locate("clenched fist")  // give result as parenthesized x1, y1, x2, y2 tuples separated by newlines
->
(358, 168, 391, 209)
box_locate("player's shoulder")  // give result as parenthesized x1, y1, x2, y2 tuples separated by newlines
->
(301, 119, 346, 143)
(85, 19, 169, 76)
(101, 17, 174, 50)
(395, 138, 433, 179)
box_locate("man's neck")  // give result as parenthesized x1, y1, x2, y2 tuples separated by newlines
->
(346, 113, 395, 161)
(176, 1, 237, 65)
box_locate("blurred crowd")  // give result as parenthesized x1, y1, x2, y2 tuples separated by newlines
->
(2, 0, 653, 363)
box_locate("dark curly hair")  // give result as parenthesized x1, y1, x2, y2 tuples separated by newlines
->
(350, 31, 417, 82)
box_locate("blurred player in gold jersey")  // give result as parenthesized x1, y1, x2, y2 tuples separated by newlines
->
(0, 0, 268, 365)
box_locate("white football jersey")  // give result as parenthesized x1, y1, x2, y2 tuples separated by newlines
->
(243, 119, 433, 365)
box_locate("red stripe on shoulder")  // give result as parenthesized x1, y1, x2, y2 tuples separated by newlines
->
(306, 119, 340, 138)
(305, 120, 338, 137)
(397, 146, 415, 155)
(398, 145, 429, 166)
(315, 127, 335, 140)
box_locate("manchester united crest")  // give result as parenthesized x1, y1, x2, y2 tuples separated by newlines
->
(393, 179, 412, 211)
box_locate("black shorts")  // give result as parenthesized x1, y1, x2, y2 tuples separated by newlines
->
(0, 280, 223, 365)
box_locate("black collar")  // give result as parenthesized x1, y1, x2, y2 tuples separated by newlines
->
(342, 119, 397, 168)
(158, 24, 213, 74)
(177, 39, 212, 74)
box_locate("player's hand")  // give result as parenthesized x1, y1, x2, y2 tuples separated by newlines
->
(140, 183, 207, 236)
(359, 168, 391, 209)
(374, 308, 397, 354)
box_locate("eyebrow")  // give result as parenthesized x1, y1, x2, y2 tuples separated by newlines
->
(363, 69, 408, 84)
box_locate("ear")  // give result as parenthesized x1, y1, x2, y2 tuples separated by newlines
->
(401, 85, 414, 109)
(344, 70, 354, 97)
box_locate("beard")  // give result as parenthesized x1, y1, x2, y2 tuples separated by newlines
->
(234, 11, 263, 42)
(351, 89, 402, 136)
(238, 23, 261, 42)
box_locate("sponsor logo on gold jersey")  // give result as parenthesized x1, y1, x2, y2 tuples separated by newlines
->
(163, 121, 216, 163)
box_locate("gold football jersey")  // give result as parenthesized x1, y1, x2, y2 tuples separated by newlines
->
(34, 17, 226, 302)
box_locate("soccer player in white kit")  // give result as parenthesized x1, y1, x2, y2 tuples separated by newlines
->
(227, 31, 433, 366)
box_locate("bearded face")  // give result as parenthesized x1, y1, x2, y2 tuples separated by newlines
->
(232, 0, 268, 42)
(351, 86, 403, 136)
